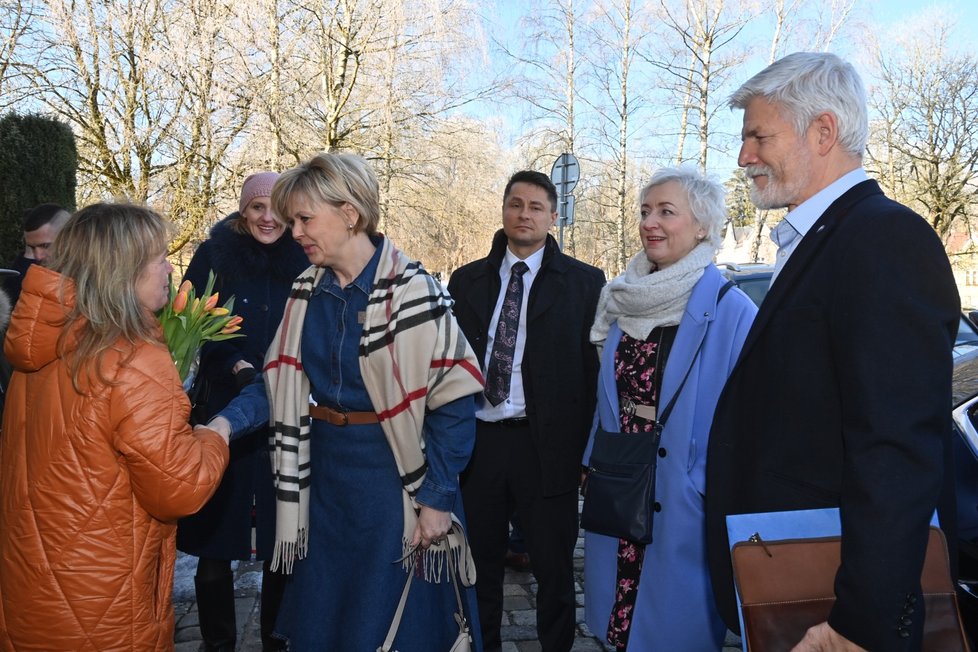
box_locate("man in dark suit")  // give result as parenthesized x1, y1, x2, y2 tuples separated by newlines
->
(706, 52, 960, 651)
(449, 170, 604, 652)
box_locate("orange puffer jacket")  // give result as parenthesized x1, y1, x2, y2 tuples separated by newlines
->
(0, 266, 229, 651)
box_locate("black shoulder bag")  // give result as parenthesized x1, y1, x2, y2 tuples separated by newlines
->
(580, 280, 734, 544)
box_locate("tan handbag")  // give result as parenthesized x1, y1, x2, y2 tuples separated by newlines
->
(377, 525, 473, 652)
(731, 526, 969, 651)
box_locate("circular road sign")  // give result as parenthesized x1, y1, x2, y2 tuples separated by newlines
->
(550, 153, 580, 196)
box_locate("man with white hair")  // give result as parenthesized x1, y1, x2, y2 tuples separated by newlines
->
(707, 52, 960, 651)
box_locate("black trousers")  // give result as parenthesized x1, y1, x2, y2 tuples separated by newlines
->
(461, 420, 579, 652)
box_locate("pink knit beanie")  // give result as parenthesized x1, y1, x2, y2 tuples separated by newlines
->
(238, 172, 279, 214)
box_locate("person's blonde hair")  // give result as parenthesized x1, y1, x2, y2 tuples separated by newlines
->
(47, 202, 170, 390)
(271, 152, 380, 235)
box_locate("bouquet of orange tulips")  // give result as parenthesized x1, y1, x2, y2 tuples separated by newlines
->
(158, 270, 244, 383)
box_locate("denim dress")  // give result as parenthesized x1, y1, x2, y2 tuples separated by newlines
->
(270, 244, 482, 651)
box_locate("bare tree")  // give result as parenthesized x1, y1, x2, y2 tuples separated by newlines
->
(645, 0, 753, 172)
(27, 0, 183, 203)
(0, 0, 36, 111)
(764, 0, 859, 61)
(162, 0, 252, 250)
(582, 0, 646, 276)
(383, 116, 504, 277)
(502, 0, 580, 157)
(368, 0, 497, 231)
(866, 17, 978, 241)
(497, 0, 585, 254)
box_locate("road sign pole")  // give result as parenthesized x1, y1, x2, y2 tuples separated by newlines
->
(550, 153, 580, 251)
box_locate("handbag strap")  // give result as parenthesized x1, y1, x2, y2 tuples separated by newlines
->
(378, 561, 415, 652)
(446, 546, 470, 634)
(657, 279, 735, 427)
(377, 536, 471, 652)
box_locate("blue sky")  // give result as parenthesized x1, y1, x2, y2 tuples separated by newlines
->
(877, 0, 977, 29)
(477, 0, 977, 183)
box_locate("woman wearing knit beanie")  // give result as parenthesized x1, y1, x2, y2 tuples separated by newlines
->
(177, 171, 308, 652)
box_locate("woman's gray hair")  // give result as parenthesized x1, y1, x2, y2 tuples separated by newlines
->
(729, 51, 868, 158)
(639, 166, 725, 247)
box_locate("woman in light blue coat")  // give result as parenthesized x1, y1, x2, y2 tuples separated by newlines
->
(583, 167, 757, 650)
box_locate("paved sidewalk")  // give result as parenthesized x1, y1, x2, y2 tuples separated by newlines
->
(173, 531, 742, 651)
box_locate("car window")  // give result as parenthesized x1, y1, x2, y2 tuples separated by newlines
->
(735, 278, 770, 307)
(959, 316, 978, 344)
(955, 315, 978, 358)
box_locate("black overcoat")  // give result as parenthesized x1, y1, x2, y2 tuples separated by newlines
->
(448, 231, 605, 496)
(176, 215, 307, 559)
(706, 180, 960, 650)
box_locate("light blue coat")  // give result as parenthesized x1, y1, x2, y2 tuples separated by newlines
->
(583, 264, 757, 650)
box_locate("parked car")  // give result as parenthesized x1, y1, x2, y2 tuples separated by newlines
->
(956, 310, 978, 358)
(950, 350, 978, 642)
(721, 261, 978, 642)
(718, 262, 774, 308)
(722, 263, 978, 357)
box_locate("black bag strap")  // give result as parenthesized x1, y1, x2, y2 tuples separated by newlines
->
(717, 278, 736, 302)
(656, 279, 735, 427)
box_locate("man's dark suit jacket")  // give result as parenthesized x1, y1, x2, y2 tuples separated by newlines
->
(448, 230, 605, 496)
(3, 255, 33, 305)
(706, 180, 960, 650)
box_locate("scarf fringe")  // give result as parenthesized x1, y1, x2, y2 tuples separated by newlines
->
(269, 528, 308, 574)
(399, 532, 469, 585)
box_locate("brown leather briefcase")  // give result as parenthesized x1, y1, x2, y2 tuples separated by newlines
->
(731, 526, 969, 651)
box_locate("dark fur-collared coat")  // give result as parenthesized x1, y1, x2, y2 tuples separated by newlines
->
(177, 214, 307, 560)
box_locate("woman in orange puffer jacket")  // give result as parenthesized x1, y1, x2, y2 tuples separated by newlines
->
(0, 203, 230, 651)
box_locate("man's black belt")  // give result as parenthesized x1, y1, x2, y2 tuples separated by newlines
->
(479, 417, 530, 428)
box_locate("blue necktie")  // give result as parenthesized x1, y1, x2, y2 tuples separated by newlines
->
(484, 262, 529, 406)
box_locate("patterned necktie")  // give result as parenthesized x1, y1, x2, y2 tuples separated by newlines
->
(484, 261, 529, 406)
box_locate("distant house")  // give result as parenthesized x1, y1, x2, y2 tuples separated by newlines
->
(717, 219, 777, 266)
(946, 228, 978, 309)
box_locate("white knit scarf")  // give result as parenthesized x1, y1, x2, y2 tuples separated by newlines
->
(263, 237, 484, 581)
(590, 242, 716, 345)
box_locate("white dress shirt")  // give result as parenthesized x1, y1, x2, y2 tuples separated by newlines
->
(475, 246, 546, 422)
(769, 168, 868, 285)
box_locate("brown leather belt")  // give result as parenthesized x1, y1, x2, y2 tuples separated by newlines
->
(309, 403, 379, 426)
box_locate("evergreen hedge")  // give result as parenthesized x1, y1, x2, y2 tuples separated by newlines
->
(0, 113, 77, 267)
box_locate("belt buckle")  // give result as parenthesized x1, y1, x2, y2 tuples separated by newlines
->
(339, 411, 349, 426)
(620, 397, 637, 417)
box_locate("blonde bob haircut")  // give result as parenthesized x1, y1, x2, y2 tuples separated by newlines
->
(47, 202, 171, 389)
(271, 152, 381, 236)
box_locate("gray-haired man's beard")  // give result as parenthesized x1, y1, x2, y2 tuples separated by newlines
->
(745, 164, 806, 210)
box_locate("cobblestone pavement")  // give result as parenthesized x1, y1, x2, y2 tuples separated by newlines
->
(173, 531, 743, 651)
